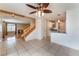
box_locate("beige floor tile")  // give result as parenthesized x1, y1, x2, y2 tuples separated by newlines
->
(0, 36, 79, 56)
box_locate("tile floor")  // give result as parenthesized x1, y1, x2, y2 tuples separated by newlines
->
(0, 36, 79, 56)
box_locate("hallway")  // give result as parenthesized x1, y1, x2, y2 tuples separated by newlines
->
(0, 36, 79, 56)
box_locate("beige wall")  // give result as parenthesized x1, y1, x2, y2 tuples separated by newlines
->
(0, 17, 2, 32)
(25, 17, 44, 41)
(25, 17, 49, 41)
(0, 17, 2, 39)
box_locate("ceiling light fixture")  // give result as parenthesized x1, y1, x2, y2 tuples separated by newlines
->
(36, 11, 44, 17)
(11, 13, 15, 17)
(58, 20, 60, 23)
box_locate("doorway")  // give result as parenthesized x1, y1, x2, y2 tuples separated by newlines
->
(7, 23, 16, 36)
(2, 22, 17, 39)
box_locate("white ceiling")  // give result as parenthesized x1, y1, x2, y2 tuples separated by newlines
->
(0, 3, 79, 20)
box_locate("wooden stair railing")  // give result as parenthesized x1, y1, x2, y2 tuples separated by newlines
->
(20, 21, 35, 39)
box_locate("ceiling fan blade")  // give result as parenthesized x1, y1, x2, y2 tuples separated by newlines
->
(43, 9, 52, 13)
(37, 3, 41, 5)
(42, 3, 49, 8)
(26, 4, 37, 9)
(29, 11, 37, 14)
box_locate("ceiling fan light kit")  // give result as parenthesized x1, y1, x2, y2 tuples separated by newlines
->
(36, 11, 44, 17)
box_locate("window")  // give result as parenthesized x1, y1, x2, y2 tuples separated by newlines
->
(7, 24, 15, 32)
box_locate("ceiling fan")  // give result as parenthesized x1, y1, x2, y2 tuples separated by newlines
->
(25, 3, 52, 15)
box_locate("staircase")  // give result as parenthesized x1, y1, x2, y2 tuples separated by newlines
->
(20, 20, 36, 39)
